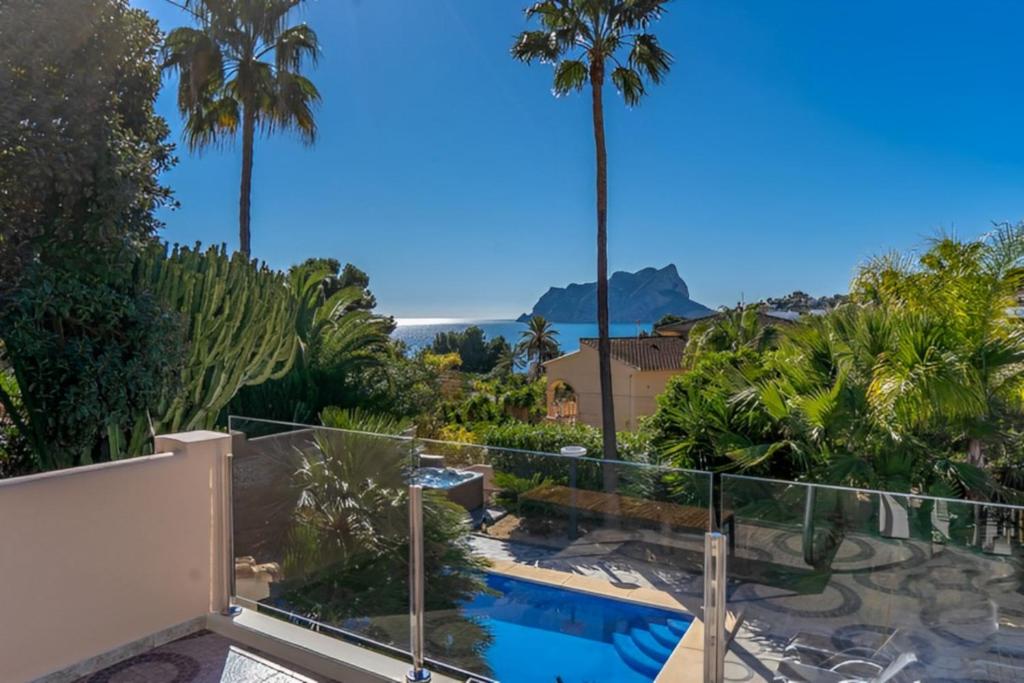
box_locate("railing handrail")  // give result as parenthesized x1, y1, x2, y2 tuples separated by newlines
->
(722, 471, 1024, 512)
(227, 414, 712, 478)
(227, 415, 1024, 513)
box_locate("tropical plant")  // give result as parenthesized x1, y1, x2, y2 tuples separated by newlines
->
(230, 258, 392, 422)
(277, 425, 492, 673)
(135, 242, 300, 433)
(320, 406, 411, 436)
(516, 315, 561, 378)
(851, 225, 1024, 473)
(163, 0, 320, 255)
(652, 303, 997, 496)
(683, 305, 781, 365)
(513, 0, 672, 462)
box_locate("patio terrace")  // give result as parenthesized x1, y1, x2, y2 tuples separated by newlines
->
(1, 420, 1022, 682)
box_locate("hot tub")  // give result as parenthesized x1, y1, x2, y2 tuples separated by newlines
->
(411, 466, 484, 511)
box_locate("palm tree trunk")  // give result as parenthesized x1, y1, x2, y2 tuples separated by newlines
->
(591, 61, 618, 491)
(239, 104, 256, 257)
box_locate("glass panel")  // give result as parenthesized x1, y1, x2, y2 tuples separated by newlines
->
(411, 436, 712, 682)
(229, 416, 413, 660)
(722, 474, 1024, 683)
(229, 416, 711, 682)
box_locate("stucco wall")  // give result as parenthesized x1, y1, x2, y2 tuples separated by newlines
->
(545, 346, 682, 432)
(0, 431, 231, 683)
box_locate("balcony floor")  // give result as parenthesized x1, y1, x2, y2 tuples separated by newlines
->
(75, 630, 330, 683)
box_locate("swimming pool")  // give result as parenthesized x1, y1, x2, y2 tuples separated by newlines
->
(459, 573, 692, 682)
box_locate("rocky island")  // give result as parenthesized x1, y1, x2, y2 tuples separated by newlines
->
(518, 264, 713, 323)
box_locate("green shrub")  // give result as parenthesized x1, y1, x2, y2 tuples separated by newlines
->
(477, 420, 652, 461)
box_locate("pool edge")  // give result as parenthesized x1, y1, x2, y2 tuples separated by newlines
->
(485, 559, 711, 682)
(485, 559, 692, 614)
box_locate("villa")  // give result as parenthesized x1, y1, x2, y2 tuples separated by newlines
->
(543, 336, 687, 430)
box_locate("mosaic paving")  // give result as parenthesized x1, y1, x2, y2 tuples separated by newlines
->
(74, 631, 329, 683)
(470, 519, 1024, 683)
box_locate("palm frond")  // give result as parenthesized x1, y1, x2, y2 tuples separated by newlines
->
(511, 30, 563, 63)
(610, 65, 644, 105)
(274, 23, 319, 73)
(553, 59, 588, 95)
(629, 33, 672, 84)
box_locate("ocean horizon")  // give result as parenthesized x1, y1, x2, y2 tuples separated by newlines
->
(392, 318, 653, 355)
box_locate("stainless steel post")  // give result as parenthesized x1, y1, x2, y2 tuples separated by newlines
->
(407, 485, 431, 682)
(802, 485, 817, 566)
(561, 446, 586, 540)
(703, 531, 727, 683)
(221, 450, 241, 617)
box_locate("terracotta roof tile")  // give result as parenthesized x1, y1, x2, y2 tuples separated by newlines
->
(579, 336, 685, 371)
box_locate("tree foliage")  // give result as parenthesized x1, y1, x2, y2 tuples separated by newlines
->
(229, 258, 393, 422)
(513, 0, 672, 464)
(163, 0, 320, 255)
(511, 0, 673, 106)
(0, 267, 184, 468)
(0, 0, 175, 292)
(516, 315, 561, 378)
(0, 0, 180, 469)
(430, 326, 510, 375)
(651, 227, 1024, 499)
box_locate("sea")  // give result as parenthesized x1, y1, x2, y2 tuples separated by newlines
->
(392, 319, 653, 355)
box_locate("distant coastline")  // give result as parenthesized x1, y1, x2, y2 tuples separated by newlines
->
(391, 318, 652, 355)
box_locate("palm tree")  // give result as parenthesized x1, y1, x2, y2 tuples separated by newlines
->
(852, 223, 1024, 473)
(513, 0, 672, 460)
(684, 305, 780, 364)
(517, 315, 561, 378)
(163, 0, 320, 256)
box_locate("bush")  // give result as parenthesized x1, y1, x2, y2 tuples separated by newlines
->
(1, 268, 184, 468)
(477, 420, 651, 461)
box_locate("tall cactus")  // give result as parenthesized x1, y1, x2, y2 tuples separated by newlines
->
(135, 242, 299, 433)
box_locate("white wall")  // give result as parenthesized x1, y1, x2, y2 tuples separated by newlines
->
(0, 431, 231, 682)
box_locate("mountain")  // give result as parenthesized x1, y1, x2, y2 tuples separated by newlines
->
(517, 265, 713, 323)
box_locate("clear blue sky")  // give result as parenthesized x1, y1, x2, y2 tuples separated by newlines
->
(136, 0, 1024, 318)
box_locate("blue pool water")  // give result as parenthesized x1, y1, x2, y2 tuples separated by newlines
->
(411, 466, 480, 489)
(459, 573, 692, 682)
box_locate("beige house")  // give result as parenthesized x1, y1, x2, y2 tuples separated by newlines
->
(543, 336, 686, 431)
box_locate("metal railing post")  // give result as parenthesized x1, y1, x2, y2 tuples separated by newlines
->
(703, 531, 727, 683)
(407, 485, 431, 682)
(222, 450, 241, 617)
(561, 446, 586, 540)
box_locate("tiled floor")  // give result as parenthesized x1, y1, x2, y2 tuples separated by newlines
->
(75, 631, 330, 683)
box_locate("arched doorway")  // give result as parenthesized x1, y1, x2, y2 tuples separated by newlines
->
(546, 379, 578, 423)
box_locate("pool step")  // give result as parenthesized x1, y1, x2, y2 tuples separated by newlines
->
(612, 632, 663, 679)
(631, 626, 675, 661)
(649, 622, 681, 650)
(667, 617, 691, 638)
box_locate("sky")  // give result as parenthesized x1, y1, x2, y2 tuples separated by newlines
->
(135, 0, 1024, 318)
